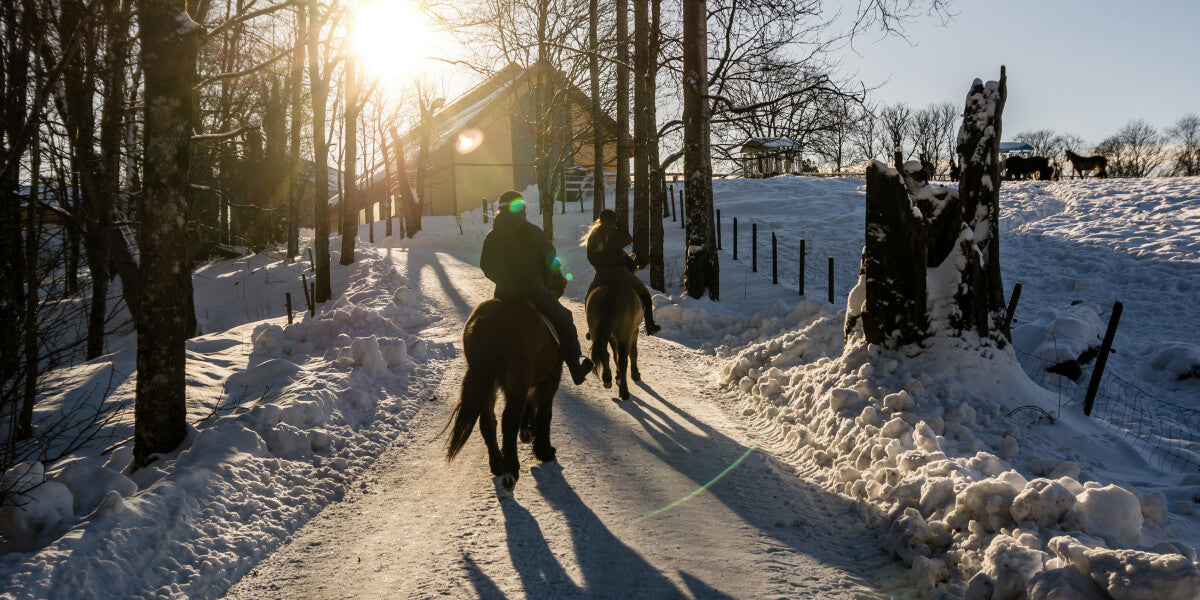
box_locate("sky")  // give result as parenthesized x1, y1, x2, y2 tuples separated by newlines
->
(833, 0, 1200, 146)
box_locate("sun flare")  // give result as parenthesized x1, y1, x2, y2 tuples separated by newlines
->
(352, 0, 433, 82)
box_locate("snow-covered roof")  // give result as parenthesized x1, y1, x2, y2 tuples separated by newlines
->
(741, 137, 802, 152)
(999, 141, 1035, 153)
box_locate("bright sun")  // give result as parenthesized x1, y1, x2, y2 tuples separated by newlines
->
(352, 0, 433, 82)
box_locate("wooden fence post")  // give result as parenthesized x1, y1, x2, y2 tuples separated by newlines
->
(1084, 301, 1123, 416)
(1003, 282, 1023, 340)
(751, 223, 757, 272)
(285, 293, 293, 324)
(799, 240, 805, 295)
(828, 257, 834, 304)
(670, 185, 676, 221)
(482, 198, 489, 223)
(771, 232, 777, 284)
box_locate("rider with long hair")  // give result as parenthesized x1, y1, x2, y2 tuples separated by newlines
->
(582, 210, 661, 335)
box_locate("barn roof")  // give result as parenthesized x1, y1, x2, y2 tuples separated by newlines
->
(999, 141, 1035, 153)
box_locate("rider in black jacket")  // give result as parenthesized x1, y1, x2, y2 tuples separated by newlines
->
(480, 190, 593, 384)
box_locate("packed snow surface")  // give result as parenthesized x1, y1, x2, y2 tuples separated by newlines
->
(2, 174, 1199, 599)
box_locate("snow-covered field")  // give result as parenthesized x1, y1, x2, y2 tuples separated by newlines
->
(2, 175, 1198, 598)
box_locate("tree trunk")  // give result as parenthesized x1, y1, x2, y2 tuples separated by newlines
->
(614, 0, 630, 230)
(647, 0, 665, 291)
(286, 5, 305, 260)
(853, 161, 930, 347)
(133, 0, 200, 469)
(308, 0, 332, 303)
(589, 0, 603, 219)
(848, 68, 1009, 350)
(340, 41, 358, 265)
(389, 127, 418, 238)
(631, 0, 649, 262)
(1, 1, 33, 399)
(18, 112, 40, 440)
(681, 0, 718, 300)
(381, 128, 394, 238)
(955, 68, 1008, 341)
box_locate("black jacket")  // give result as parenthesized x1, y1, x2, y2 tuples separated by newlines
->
(480, 210, 561, 295)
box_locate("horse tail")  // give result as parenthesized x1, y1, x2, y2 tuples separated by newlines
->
(589, 290, 615, 369)
(445, 365, 493, 462)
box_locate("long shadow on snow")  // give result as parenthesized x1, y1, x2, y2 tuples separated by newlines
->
(551, 380, 899, 592)
(397, 248, 476, 320)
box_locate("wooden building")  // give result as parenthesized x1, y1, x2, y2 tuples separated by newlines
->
(347, 61, 620, 220)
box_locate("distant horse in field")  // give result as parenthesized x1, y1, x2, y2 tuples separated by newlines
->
(1005, 155, 1051, 180)
(445, 277, 566, 491)
(1065, 150, 1108, 178)
(586, 279, 643, 401)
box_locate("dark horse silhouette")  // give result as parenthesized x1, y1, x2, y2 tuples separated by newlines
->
(1005, 155, 1051, 180)
(445, 276, 566, 491)
(585, 279, 643, 401)
(1065, 150, 1108, 178)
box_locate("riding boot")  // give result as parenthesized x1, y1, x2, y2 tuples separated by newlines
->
(566, 356, 594, 385)
(644, 308, 662, 336)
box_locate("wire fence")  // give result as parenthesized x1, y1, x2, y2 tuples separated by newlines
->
(713, 212, 861, 305)
(1012, 328, 1200, 473)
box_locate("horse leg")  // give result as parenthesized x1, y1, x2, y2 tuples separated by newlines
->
(601, 338, 614, 389)
(499, 386, 524, 490)
(630, 331, 641, 382)
(615, 339, 631, 401)
(530, 378, 558, 462)
(518, 403, 534, 443)
(478, 403, 504, 477)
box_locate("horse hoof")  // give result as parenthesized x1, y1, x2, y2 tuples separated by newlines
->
(618, 389, 630, 401)
(489, 458, 505, 477)
(519, 427, 533, 443)
(535, 445, 556, 462)
(602, 376, 612, 389)
(501, 472, 518, 491)
(631, 370, 641, 382)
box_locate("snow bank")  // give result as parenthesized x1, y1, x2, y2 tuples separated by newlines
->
(726, 309, 1200, 595)
(0, 247, 444, 598)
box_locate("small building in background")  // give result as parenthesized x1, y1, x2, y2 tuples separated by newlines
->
(345, 61, 619, 220)
(738, 137, 803, 178)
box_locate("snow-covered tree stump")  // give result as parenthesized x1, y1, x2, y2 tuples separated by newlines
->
(846, 67, 1009, 349)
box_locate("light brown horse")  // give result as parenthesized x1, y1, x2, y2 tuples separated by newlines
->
(445, 279, 565, 491)
(586, 281, 643, 401)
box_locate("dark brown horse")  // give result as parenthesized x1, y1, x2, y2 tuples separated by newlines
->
(445, 278, 565, 490)
(1065, 150, 1108, 178)
(585, 280, 643, 401)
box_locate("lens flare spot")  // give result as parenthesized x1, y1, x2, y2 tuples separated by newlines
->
(457, 128, 484, 154)
(565, 273, 574, 281)
(507, 198, 526, 213)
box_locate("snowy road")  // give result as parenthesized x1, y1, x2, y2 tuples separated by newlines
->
(224, 248, 902, 599)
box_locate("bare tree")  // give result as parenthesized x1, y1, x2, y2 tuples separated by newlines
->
(1167, 114, 1200, 176)
(879, 102, 912, 160)
(1096, 119, 1165, 178)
